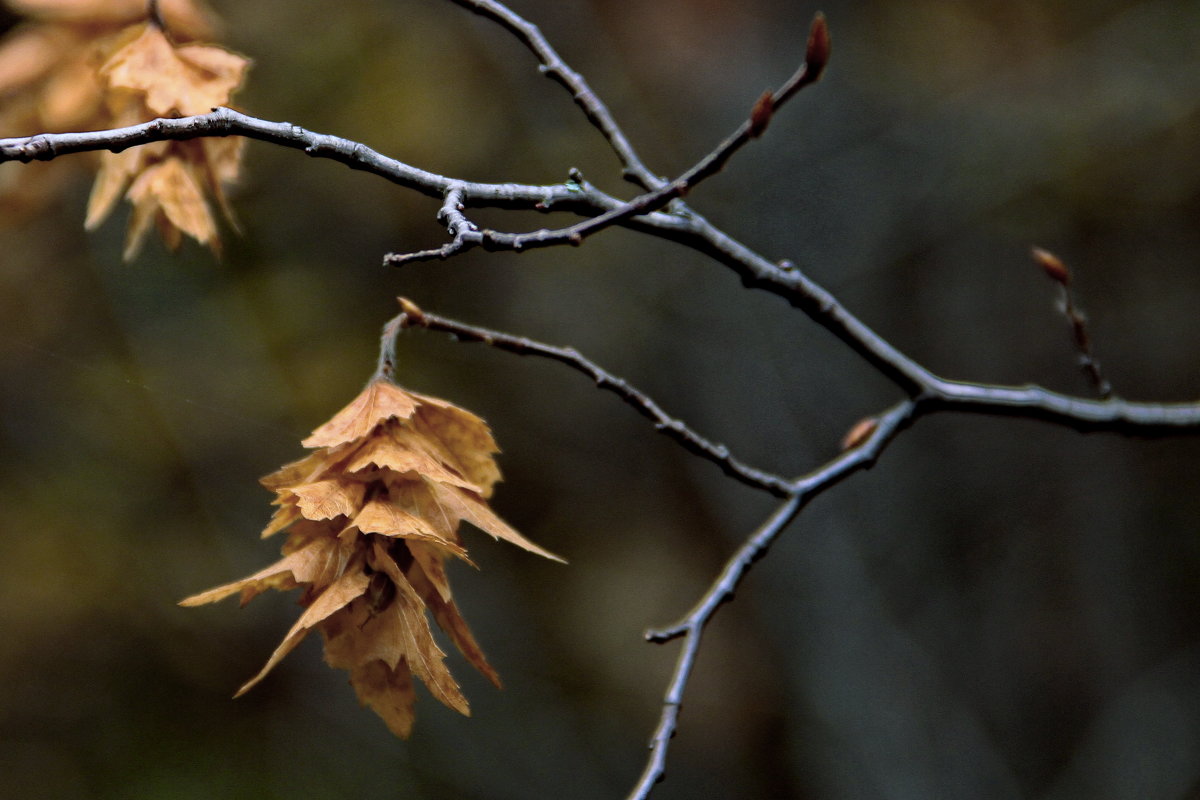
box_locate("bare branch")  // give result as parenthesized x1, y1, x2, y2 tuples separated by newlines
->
(0, 111, 932, 399)
(387, 294, 1200, 800)
(460, 16, 830, 255)
(922, 378, 1200, 432)
(0, 108, 714, 254)
(628, 494, 803, 800)
(1031, 247, 1112, 399)
(445, 0, 664, 191)
(631, 400, 914, 798)
(392, 300, 795, 497)
(0, 108, 577, 206)
(384, 184, 481, 266)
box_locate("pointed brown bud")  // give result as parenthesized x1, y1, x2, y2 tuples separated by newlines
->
(398, 296, 426, 322)
(748, 90, 775, 138)
(840, 417, 877, 451)
(806, 12, 831, 79)
(1031, 246, 1070, 286)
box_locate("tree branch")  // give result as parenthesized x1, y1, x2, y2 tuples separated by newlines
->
(442, 12, 829, 255)
(1031, 247, 1112, 399)
(392, 300, 795, 497)
(628, 400, 909, 797)
(0, 110, 934, 397)
(445, 0, 664, 192)
(629, 494, 803, 799)
(5, 4, 1200, 794)
(922, 378, 1200, 432)
(384, 183, 479, 266)
(388, 292, 1200, 800)
(0, 108, 620, 212)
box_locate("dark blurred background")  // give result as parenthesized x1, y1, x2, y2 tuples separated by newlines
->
(1, 0, 1199, 798)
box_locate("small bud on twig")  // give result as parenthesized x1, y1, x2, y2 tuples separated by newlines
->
(398, 296, 426, 322)
(748, 91, 775, 138)
(841, 416, 877, 451)
(1028, 249, 1112, 398)
(805, 13, 831, 79)
(1032, 246, 1070, 287)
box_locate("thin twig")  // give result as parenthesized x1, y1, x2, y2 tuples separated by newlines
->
(459, 13, 829, 255)
(631, 400, 914, 799)
(920, 378, 1200, 432)
(386, 295, 1200, 800)
(0, 110, 935, 397)
(375, 315, 403, 383)
(445, 0, 663, 191)
(0, 109, 606, 210)
(630, 495, 802, 800)
(1031, 247, 1112, 399)
(384, 184, 480, 265)
(1062, 290, 1112, 400)
(393, 301, 796, 497)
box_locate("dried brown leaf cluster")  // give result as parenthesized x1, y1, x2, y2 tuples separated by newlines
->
(0, 0, 246, 258)
(182, 378, 560, 737)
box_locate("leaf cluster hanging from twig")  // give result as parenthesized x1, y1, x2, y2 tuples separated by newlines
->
(181, 376, 560, 738)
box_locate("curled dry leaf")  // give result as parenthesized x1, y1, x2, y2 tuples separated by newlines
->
(182, 378, 561, 738)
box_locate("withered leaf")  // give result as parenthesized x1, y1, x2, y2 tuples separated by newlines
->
(178, 535, 350, 608)
(0, 26, 67, 95)
(84, 126, 168, 230)
(101, 22, 247, 116)
(303, 379, 420, 449)
(350, 497, 471, 561)
(411, 393, 502, 498)
(121, 156, 217, 260)
(348, 660, 417, 739)
(428, 598, 501, 689)
(258, 502, 301, 539)
(184, 374, 559, 737)
(345, 422, 480, 492)
(8, 0, 214, 37)
(420, 477, 564, 562)
(260, 445, 354, 491)
(370, 541, 469, 714)
(288, 477, 366, 522)
(407, 540, 456, 603)
(234, 567, 371, 697)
